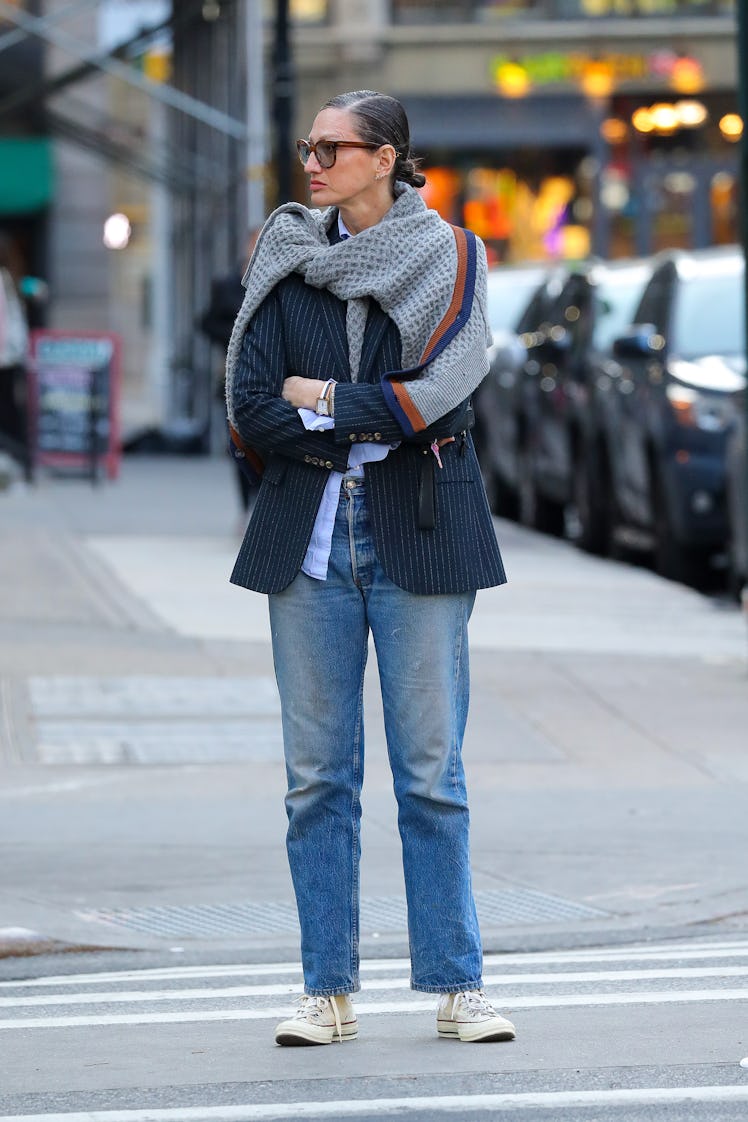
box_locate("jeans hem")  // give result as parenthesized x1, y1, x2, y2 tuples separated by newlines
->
(410, 979, 483, 994)
(304, 983, 360, 997)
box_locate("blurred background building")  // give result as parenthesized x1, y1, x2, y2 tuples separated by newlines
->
(0, 0, 740, 446)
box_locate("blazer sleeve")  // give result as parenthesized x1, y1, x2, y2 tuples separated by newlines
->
(332, 382, 474, 446)
(231, 287, 351, 472)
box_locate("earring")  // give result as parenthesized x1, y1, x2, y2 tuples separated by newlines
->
(375, 171, 385, 180)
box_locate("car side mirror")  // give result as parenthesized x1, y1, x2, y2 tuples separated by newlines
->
(612, 325, 664, 359)
(540, 325, 571, 355)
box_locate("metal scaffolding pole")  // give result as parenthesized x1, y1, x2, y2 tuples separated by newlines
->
(0, 0, 248, 139)
(246, 0, 267, 228)
(0, 0, 98, 56)
(272, 0, 293, 205)
(738, 2, 748, 613)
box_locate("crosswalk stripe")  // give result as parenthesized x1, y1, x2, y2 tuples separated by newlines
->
(3, 964, 748, 1008)
(3, 987, 748, 1030)
(4, 939, 748, 990)
(1, 1085, 748, 1120)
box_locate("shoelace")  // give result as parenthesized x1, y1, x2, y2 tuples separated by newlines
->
(454, 989, 496, 1017)
(293, 994, 344, 1042)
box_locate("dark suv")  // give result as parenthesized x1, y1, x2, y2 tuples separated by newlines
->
(473, 265, 566, 520)
(606, 246, 745, 584)
(516, 259, 652, 546)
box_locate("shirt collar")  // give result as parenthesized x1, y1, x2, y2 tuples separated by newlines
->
(337, 213, 352, 240)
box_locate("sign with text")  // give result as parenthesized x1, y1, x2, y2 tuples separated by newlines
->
(29, 331, 122, 479)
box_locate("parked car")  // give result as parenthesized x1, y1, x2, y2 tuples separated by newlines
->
(726, 390, 747, 598)
(607, 246, 746, 585)
(473, 264, 565, 518)
(515, 258, 653, 547)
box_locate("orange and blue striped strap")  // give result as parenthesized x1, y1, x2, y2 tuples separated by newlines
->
(381, 224, 478, 437)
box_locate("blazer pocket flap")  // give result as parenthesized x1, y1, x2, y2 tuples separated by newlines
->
(435, 453, 476, 484)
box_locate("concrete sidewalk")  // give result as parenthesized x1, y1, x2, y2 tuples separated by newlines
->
(1, 455, 747, 964)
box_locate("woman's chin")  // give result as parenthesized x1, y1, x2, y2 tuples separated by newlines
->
(308, 187, 334, 207)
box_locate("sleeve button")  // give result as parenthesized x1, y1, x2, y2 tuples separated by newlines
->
(304, 455, 311, 463)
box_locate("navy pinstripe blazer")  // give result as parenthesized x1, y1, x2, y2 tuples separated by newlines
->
(229, 238, 506, 596)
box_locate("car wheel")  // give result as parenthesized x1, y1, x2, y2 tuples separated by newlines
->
(518, 442, 565, 536)
(652, 476, 711, 588)
(483, 466, 519, 519)
(725, 532, 746, 603)
(572, 447, 609, 555)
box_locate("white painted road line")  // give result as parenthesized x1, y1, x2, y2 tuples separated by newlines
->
(2, 1086, 748, 1120)
(4, 965, 748, 1008)
(4, 939, 748, 989)
(3, 988, 748, 1030)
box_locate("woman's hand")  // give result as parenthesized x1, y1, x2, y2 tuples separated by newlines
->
(282, 377, 326, 411)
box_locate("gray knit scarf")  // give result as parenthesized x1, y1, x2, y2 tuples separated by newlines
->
(225, 183, 491, 430)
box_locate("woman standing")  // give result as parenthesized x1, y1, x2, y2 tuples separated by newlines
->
(226, 91, 515, 1047)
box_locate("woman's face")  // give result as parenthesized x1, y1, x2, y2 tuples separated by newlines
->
(302, 107, 389, 210)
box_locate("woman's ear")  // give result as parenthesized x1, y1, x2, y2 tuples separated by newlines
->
(376, 144, 396, 178)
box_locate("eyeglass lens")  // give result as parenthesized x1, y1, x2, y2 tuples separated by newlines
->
(297, 141, 336, 168)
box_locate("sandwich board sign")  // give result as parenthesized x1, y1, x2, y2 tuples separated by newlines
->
(28, 330, 122, 480)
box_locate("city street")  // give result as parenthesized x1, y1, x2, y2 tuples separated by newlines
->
(1, 454, 748, 1121)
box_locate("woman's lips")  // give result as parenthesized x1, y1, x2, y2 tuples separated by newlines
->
(309, 180, 326, 190)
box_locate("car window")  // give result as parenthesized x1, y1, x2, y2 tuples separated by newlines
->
(672, 271, 745, 357)
(633, 270, 670, 330)
(486, 272, 545, 333)
(516, 284, 554, 335)
(592, 274, 650, 352)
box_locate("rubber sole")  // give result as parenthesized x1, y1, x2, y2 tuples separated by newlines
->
(438, 1024, 515, 1043)
(275, 1027, 358, 1046)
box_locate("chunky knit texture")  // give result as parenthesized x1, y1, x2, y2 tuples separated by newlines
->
(225, 184, 491, 431)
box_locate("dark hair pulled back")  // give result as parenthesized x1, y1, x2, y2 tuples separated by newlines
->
(321, 90, 426, 189)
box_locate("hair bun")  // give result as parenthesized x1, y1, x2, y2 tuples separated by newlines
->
(396, 155, 426, 189)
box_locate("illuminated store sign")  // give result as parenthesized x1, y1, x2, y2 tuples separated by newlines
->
(492, 51, 705, 93)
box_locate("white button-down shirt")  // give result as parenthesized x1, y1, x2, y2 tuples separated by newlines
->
(297, 214, 396, 580)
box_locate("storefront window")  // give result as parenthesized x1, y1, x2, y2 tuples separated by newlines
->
(420, 162, 591, 264)
(264, 0, 328, 23)
(391, 0, 734, 20)
(290, 0, 328, 21)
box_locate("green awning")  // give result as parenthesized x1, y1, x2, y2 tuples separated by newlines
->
(0, 137, 53, 215)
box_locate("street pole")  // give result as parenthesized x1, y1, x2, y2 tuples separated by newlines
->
(245, 0, 266, 229)
(738, 3, 748, 615)
(272, 0, 293, 205)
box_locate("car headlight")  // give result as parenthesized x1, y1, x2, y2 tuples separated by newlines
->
(666, 383, 734, 432)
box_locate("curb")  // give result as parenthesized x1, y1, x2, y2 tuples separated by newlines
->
(0, 926, 113, 961)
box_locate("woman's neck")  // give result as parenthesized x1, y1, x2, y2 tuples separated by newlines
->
(338, 193, 395, 235)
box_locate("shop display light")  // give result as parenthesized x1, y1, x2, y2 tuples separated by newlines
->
(669, 55, 705, 95)
(580, 59, 614, 102)
(600, 117, 628, 145)
(103, 213, 131, 250)
(675, 100, 709, 129)
(632, 107, 654, 134)
(632, 101, 709, 137)
(495, 60, 530, 99)
(719, 113, 744, 142)
(648, 103, 680, 134)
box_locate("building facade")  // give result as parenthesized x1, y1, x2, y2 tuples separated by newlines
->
(289, 0, 739, 264)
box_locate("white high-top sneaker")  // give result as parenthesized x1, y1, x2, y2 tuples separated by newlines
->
(437, 990, 516, 1043)
(274, 994, 357, 1046)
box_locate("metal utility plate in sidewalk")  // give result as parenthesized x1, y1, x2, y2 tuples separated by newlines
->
(78, 888, 608, 939)
(26, 676, 282, 764)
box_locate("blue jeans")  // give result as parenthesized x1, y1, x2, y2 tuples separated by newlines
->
(268, 479, 482, 995)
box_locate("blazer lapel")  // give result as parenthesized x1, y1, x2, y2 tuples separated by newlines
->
(357, 299, 390, 384)
(316, 287, 350, 381)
